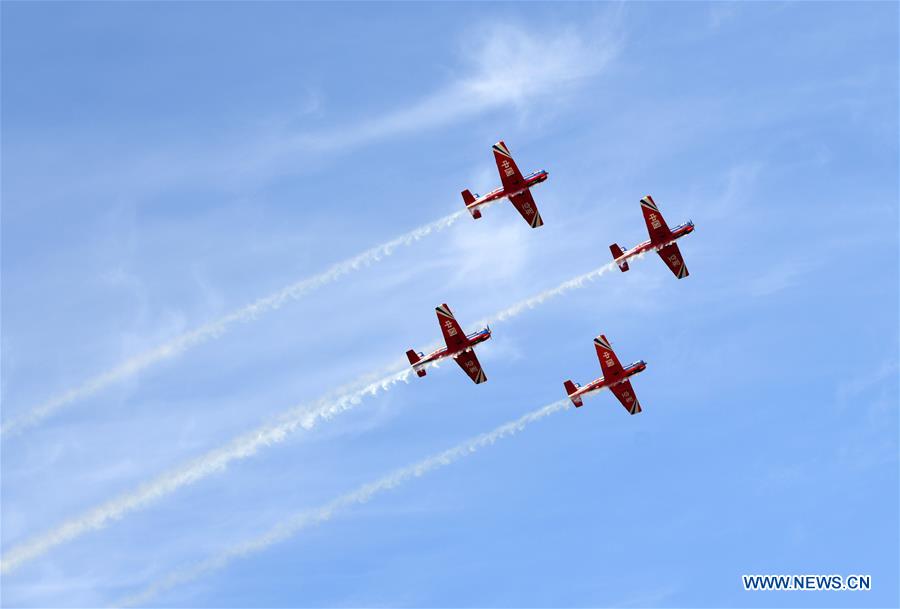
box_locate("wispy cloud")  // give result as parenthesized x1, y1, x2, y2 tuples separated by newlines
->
(115, 399, 570, 606)
(746, 257, 813, 297)
(450, 219, 532, 283)
(36, 21, 617, 207)
(289, 22, 616, 156)
(835, 360, 899, 407)
(0, 257, 625, 574)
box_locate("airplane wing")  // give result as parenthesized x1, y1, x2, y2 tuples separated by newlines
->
(657, 243, 689, 279)
(640, 195, 672, 244)
(609, 380, 642, 414)
(594, 334, 624, 379)
(435, 303, 468, 351)
(508, 189, 544, 228)
(454, 349, 487, 384)
(492, 141, 526, 192)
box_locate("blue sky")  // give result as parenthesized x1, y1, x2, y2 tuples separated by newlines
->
(1, 2, 897, 607)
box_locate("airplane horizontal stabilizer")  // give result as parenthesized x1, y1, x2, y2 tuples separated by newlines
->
(406, 350, 427, 377)
(563, 379, 583, 407)
(461, 189, 482, 219)
(610, 243, 629, 272)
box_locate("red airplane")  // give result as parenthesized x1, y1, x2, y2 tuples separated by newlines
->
(609, 195, 695, 279)
(563, 334, 646, 414)
(406, 303, 491, 384)
(461, 140, 548, 228)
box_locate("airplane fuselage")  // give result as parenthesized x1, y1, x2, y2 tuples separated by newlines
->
(570, 360, 647, 402)
(467, 169, 549, 213)
(615, 221, 694, 265)
(414, 328, 491, 369)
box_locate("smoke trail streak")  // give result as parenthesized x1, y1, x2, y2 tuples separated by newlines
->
(479, 250, 649, 326)
(0, 256, 626, 574)
(1, 211, 464, 438)
(0, 364, 431, 575)
(117, 399, 569, 607)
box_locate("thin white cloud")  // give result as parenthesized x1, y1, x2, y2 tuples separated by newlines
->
(746, 258, 813, 297)
(289, 22, 616, 155)
(115, 398, 570, 607)
(56, 21, 617, 204)
(836, 360, 899, 399)
(0, 257, 625, 574)
(451, 219, 531, 283)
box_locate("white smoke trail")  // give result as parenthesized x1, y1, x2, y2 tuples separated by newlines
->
(0, 364, 431, 575)
(0, 256, 626, 574)
(478, 250, 649, 326)
(1, 211, 464, 438)
(117, 399, 569, 607)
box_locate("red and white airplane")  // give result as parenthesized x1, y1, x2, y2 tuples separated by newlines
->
(406, 303, 491, 384)
(610, 195, 695, 279)
(563, 334, 647, 414)
(461, 140, 548, 228)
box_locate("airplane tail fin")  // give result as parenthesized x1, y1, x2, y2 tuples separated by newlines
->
(406, 349, 427, 377)
(563, 380, 584, 407)
(610, 244, 629, 272)
(461, 189, 482, 219)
